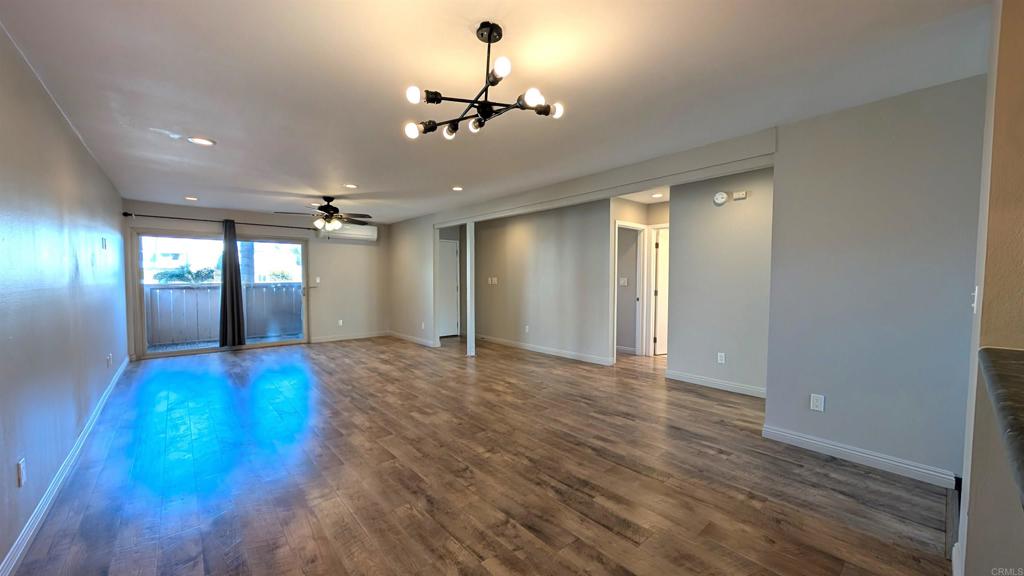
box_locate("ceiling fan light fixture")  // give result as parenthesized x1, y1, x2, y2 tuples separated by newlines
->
(313, 217, 326, 230)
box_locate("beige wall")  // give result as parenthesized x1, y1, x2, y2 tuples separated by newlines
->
(962, 0, 1024, 571)
(121, 200, 390, 352)
(0, 27, 127, 565)
(647, 202, 669, 225)
(666, 169, 774, 396)
(476, 201, 613, 364)
(765, 76, 986, 476)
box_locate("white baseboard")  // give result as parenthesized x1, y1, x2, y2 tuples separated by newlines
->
(616, 346, 637, 355)
(665, 369, 766, 398)
(951, 542, 963, 576)
(310, 331, 388, 344)
(762, 425, 956, 488)
(479, 334, 614, 366)
(0, 357, 128, 576)
(387, 330, 438, 348)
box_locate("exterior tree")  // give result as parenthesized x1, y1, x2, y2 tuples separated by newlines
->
(153, 264, 216, 284)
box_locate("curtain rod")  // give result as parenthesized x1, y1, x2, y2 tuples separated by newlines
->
(122, 211, 312, 232)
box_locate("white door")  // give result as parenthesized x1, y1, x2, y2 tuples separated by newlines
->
(654, 228, 669, 355)
(438, 240, 460, 337)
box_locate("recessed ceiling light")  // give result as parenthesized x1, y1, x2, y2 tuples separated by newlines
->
(652, 193, 664, 199)
(187, 136, 216, 147)
(184, 196, 199, 201)
(344, 183, 358, 189)
(309, 202, 320, 207)
(452, 186, 464, 192)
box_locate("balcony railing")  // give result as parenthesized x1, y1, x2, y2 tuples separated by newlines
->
(143, 282, 303, 351)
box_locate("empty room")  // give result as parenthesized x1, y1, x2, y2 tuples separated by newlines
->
(2, 2, 1023, 575)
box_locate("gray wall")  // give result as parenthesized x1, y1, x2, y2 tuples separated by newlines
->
(666, 169, 774, 396)
(0, 28, 127, 563)
(389, 216, 436, 345)
(616, 228, 640, 352)
(476, 200, 612, 364)
(765, 76, 986, 475)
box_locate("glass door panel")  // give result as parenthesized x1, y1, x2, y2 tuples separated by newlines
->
(239, 240, 305, 345)
(139, 235, 223, 354)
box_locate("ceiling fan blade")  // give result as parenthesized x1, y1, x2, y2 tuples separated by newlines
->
(338, 213, 372, 218)
(274, 211, 316, 216)
(340, 217, 369, 226)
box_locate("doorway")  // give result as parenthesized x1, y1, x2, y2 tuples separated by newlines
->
(615, 226, 643, 356)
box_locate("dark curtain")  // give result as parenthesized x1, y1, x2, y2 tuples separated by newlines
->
(219, 219, 246, 347)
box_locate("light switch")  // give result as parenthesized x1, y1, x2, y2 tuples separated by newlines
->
(618, 277, 628, 287)
(733, 190, 748, 201)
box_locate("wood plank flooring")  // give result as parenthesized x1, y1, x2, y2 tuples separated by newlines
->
(15, 337, 951, 575)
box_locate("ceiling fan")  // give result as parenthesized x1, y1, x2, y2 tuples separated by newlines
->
(275, 196, 371, 231)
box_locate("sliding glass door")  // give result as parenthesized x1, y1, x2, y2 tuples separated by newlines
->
(137, 233, 307, 357)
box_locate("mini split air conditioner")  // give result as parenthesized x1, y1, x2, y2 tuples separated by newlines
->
(317, 224, 378, 242)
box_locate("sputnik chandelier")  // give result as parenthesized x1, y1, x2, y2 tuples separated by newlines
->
(403, 21, 564, 140)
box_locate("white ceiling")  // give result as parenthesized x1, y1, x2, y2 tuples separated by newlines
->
(619, 187, 670, 205)
(0, 1, 990, 223)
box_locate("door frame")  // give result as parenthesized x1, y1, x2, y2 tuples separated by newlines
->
(128, 228, 310, 360)
(646, 224, 670, 356)
(613, 221, 648, 360)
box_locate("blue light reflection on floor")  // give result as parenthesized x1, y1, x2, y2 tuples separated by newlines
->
(121, 349, 315, 503)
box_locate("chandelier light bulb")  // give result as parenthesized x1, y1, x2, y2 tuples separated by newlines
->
(552, 102, 564, 119)
(405, 85, 421, 104)
(313, 217, 326, 230)
(469, 118, 484, 133)
(524, 87, 545, 107)
(404, 122, 420, 139)
(493, 56, 512, 79)
(443, 124, 458, 140)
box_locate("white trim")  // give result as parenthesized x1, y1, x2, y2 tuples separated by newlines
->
(479, 334, 614, 366)
(0, 357, 128, 576)
(665, 369, 766, 398)
(951, 542, 963, 576)
(388, 330, 438, 348)
(616, 346, 637, 355)
(761, 425, 957, 488)
(310, 331, 388, 343)
(613, 221, 648, 361)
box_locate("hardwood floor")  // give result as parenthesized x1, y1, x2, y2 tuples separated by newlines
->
(15, 337, 951, 575)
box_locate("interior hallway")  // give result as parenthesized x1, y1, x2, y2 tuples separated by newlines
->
(17, 338, 949, 575)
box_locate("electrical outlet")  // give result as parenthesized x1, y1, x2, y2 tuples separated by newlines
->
(524, 325, 529, 334)
(16, 458, 26, 488)
(338, 319, 344, 327)
(421, 321, 425, 331)
(810, 394, 826, 412)
(315, 276, 321, 284)
(717, 352, 726, 364)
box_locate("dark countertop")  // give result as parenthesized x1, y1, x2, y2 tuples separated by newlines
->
(979, 346, 1024, 508)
